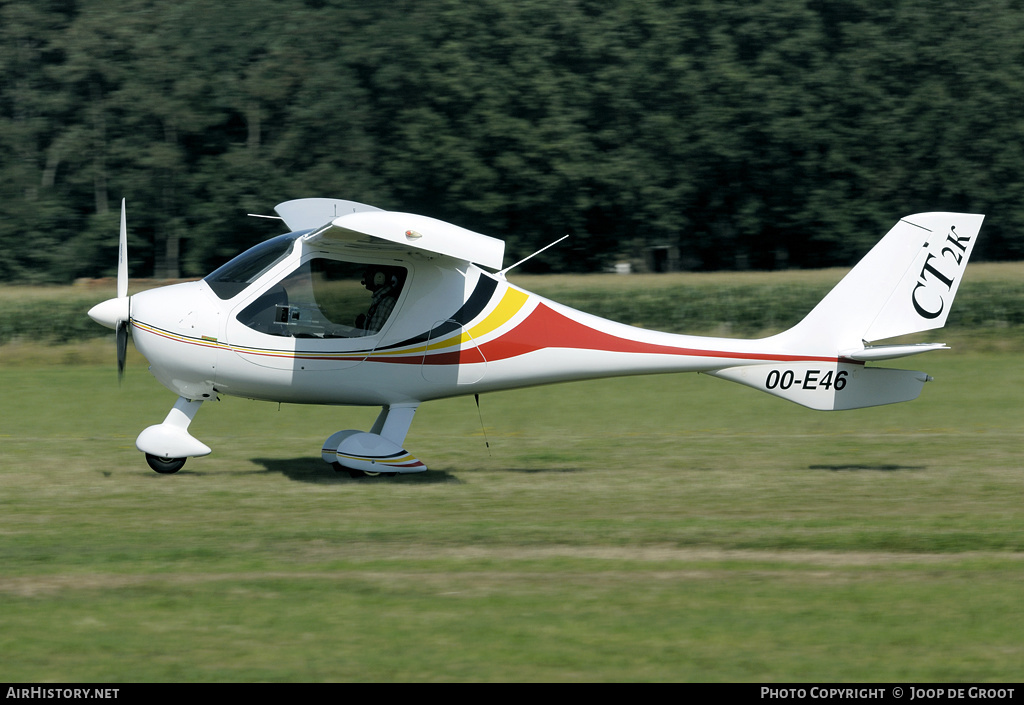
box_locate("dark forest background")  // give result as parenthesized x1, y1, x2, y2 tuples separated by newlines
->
(3, 0, 1024, 282)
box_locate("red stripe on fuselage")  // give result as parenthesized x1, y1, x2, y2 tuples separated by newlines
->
(368, 302, 843, 365)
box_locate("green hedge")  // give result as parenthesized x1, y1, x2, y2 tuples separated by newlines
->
(526, 279, 1024, 337)
(5, 278, 1023, 346)
(0, 299, 113, 345)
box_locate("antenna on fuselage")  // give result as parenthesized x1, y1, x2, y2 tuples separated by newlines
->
(474, 394, 492, 456)
(496, 234, 569, 279)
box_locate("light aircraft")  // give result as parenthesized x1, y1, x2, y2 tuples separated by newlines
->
(88, 198, 983, 475)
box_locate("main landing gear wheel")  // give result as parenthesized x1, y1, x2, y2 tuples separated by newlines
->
(356, 469, 397, 478)
(146, 454, 187, 474)
(331, 462, 396, 479)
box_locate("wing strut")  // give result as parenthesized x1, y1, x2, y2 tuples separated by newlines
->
(497, 235, 569, 278)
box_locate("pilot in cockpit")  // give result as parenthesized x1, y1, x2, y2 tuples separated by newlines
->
(356, 266, 404, 333)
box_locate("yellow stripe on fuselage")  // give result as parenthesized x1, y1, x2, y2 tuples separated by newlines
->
(370, 286, 530, 357)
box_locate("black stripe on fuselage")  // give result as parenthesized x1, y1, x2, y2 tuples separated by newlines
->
(374, 273, 499, 351)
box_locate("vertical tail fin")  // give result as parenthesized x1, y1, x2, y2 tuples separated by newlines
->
(772, 212, 983, 356)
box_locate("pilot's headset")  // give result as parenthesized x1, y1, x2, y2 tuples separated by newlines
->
(362, 267, 389, 291)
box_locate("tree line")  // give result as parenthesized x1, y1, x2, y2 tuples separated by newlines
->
(3, 0, 1024, 283)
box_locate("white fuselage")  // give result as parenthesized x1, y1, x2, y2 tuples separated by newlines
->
(128, 233, 836, 408)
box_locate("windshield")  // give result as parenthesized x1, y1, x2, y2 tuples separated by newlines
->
(205, 231, 307, 300)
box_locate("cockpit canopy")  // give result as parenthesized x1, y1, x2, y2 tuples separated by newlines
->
(205, 231, 305, 300)
(205, 230, 410, 339)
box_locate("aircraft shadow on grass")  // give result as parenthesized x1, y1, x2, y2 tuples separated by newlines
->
(500, 467, 586, 474)
(809, 463, 926, 472)
(251, 457, 460, 484)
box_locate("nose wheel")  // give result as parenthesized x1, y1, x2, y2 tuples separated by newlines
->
(146, 454, 187, 474)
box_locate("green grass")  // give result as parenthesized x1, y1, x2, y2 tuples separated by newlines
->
(1, 352, 1022, 681)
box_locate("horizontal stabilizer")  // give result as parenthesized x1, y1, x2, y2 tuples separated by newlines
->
(841, 342, 949, 361)
(706, 362, 931, 411)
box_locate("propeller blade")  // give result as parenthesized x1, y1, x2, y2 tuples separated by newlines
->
(116, 320, 128, 384)
(86, 198, 132, 382)
(116, 199, 130, 383)
(117, 198, 128, 299)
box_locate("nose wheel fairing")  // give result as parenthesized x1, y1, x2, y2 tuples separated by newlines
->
(136, 397, 210, 472)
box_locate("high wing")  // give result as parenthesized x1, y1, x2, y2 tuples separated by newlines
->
(275, 198, 505, 270)
(274, 198, 383, 230)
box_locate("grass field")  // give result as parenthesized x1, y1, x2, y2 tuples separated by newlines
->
(1, 346, 1022, 681)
